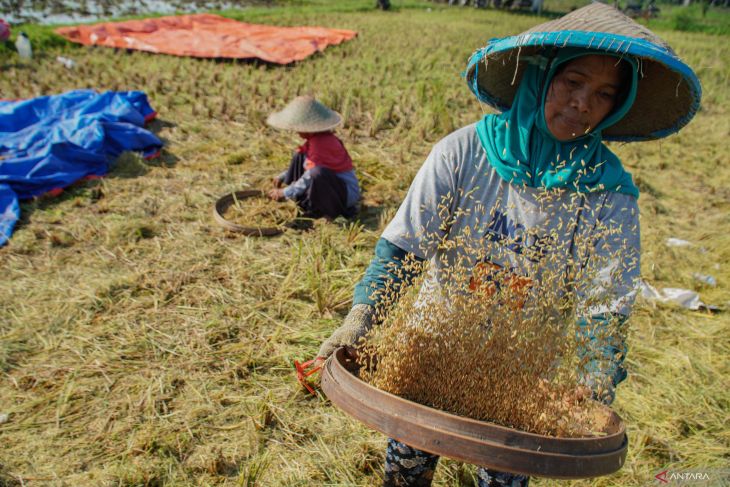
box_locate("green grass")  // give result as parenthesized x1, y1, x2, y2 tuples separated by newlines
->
(642, 4, 730, 36)
(1, 1, 729, 486)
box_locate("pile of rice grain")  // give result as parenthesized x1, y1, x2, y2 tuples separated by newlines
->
(225, 193, 297, 229)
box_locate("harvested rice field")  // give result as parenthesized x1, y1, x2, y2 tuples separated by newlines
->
(1, 1, 729, 485)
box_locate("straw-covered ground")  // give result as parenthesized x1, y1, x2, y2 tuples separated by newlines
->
(1, 1, 728, 485)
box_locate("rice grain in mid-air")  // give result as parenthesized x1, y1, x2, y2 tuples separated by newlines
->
(357, 189, 630, 438)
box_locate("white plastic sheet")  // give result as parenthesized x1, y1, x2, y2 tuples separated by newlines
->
(666, 237, 693, 247)
(693, 273, 717, 287)
(640, 280, 706, 310)
(665, 237, 707, 253)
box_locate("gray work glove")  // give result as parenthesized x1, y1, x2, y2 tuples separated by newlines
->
(317, 304, 376, 359)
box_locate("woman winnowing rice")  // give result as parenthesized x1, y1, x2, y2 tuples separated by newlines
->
(316, 4, 700, 486)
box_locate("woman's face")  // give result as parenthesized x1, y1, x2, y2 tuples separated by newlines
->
(544, 55, 626, 141)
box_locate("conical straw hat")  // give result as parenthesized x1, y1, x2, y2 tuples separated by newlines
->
(266, 95, 342, 132)
(465, 2, 701, 141)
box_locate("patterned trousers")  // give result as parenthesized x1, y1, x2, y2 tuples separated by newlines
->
(383, 438, 529, 487)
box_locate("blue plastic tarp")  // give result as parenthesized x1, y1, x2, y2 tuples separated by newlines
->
(0, 90, 163, 246)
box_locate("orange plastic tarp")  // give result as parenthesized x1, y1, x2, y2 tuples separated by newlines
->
(55, 14, 357, 64)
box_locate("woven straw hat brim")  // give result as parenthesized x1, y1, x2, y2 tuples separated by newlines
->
(267, 96, 342, 132)
(465, 3, 701, 141)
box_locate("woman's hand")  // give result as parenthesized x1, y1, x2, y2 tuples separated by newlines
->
(272, 177, 283, 188)
(317, 304, 376, 359)
(267, 188, 285, 201)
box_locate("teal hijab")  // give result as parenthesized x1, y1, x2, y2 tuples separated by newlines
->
(475, 48, 640, 198)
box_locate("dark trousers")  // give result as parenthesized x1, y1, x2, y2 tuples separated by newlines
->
(384, 438, 529, 487)
(283, 152, 354, 220)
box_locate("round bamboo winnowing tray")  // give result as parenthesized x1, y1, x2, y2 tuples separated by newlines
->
(213, 190, 285, 237)
(321, 347, 628, 479)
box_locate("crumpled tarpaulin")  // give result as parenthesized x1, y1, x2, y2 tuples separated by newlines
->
(0, 90, 162, 246)
(55, 14, 357, 64)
